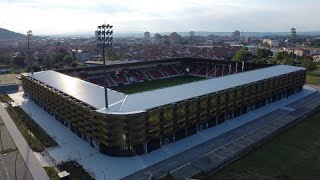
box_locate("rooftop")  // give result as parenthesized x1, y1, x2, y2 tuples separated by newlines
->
(24, 65, 304, 114)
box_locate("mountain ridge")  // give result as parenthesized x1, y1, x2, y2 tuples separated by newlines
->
(0, 28, 25, 40)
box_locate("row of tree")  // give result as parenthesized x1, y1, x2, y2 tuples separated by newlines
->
(232, 47, 318, 72)
(232, 47, 273, 62)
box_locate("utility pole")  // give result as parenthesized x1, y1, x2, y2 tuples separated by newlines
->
(27, 30, 33, 75)
(96, 24, 113, 108)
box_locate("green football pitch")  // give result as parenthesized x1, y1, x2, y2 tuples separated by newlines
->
(112, 75, 205, 94)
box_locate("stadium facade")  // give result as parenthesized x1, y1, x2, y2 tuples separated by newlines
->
(21, 58, 306, 156)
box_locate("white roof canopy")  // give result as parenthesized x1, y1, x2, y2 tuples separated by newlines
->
(25, 65, 304, 114)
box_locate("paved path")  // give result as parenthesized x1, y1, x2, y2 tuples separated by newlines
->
(0, 155, 9, 180)
(0, 104, 49, 180)
(123, 91, 320, 180)
(0, 115, 33, 180)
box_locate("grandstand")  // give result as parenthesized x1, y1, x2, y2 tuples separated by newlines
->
(21, 58, 306, 156)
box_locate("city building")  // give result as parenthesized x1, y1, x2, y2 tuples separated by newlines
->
(244, 36, 251, 44)
(144, 31, 151, 40)
(189, 31, 195, 37)
(263, 39, 280, 47)
(75, 50, 90, 62)
(22, 58, 306, 157)
(152, 33, 164, 45)
(231, 30, 241, 38)
(169, 32, 180, 45)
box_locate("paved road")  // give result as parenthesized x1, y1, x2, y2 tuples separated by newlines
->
(123, 91, 320, 180)
(0, 104, 49, 180)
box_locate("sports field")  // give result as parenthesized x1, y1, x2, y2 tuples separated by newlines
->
(199, 110, 320, 179)
(112, 75, 205, 94)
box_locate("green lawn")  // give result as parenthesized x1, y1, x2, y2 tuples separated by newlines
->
(112, 75, 205, 94)
(45, 161, 94, 180)
(44, 167, 59, 180)
(0, 95, 58, 152)
(306, 71, 320, 85)
(57, 161, 94, 180)
(198, 110, 320, 180)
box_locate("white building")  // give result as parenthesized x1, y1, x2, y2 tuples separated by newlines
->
(263, 39, 280, 47)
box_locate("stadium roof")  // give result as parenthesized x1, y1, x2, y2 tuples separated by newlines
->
(24, 65, 304, 114)
(24, 71, 126, 110)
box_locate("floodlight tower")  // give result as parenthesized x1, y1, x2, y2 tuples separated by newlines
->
(27, 30, 33, 75)
(291, 27, 296, 60)
(96, 24, 113, 108)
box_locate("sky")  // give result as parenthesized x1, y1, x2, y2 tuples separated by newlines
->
(0, 0, 319, 35)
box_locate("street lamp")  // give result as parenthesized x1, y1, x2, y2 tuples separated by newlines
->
(27, 30, 33, 75)
(96, 24, 113, 108)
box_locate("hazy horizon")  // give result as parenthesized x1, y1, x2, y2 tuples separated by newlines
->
(0, 0, 319, 35)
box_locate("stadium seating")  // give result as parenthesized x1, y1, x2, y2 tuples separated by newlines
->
(85, 64, 240, 87)
(162, 66, 180, 76)
(148, 69, 165, 79)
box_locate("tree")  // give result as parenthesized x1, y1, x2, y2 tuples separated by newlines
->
(261, 42, 271, 48)
(0, 55, 6, 64)
(71, 51, 77, 61)
(256, 48, 273, 59)
(284, 56, 293, 65)
(232, 47, 252, 61)
(12, 56, 25, 67)
(275, 51, 290, 61)
(27, 65, 41, 72)
(55, 53, 65, 63)
(54, 63, 63, 69)
(301, 57, 317, 72)
(63, 55, 74, 65)
(44, 54, 56, 68)
(71, 61, 78, 67)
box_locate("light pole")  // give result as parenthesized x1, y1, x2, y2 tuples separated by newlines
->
(290, 28, 296, 62)
(96, 24, 113, 108)
(27, 30, 33, 75)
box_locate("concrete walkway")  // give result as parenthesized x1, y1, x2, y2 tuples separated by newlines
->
(0, 104, 49, 180)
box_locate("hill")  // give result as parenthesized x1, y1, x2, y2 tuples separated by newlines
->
(0, 28, 25, 40)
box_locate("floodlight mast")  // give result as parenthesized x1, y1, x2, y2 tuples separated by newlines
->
(291, 27, 296, 61)
(27, 30, 33, 75)
(96, 24, 113, 108)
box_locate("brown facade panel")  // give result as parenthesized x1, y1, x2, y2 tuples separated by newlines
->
(21, 68, 306, 156)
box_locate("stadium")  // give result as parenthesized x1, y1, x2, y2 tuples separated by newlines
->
(21, 58, 306, 157)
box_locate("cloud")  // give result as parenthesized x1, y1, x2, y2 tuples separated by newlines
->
(0, 0, 319, 35)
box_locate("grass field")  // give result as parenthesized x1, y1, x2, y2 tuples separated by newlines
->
(57, 161, 94, 180)
(45, 161, 94, 180)
(112, 75, 205, 94)
(0, 95, 57, 151)
(0, 74, 21, 85)
(307, 71, 320, 85)
(196, 110, 320, 180)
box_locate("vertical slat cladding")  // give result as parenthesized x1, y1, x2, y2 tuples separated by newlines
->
(20, 68, 307, 156)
